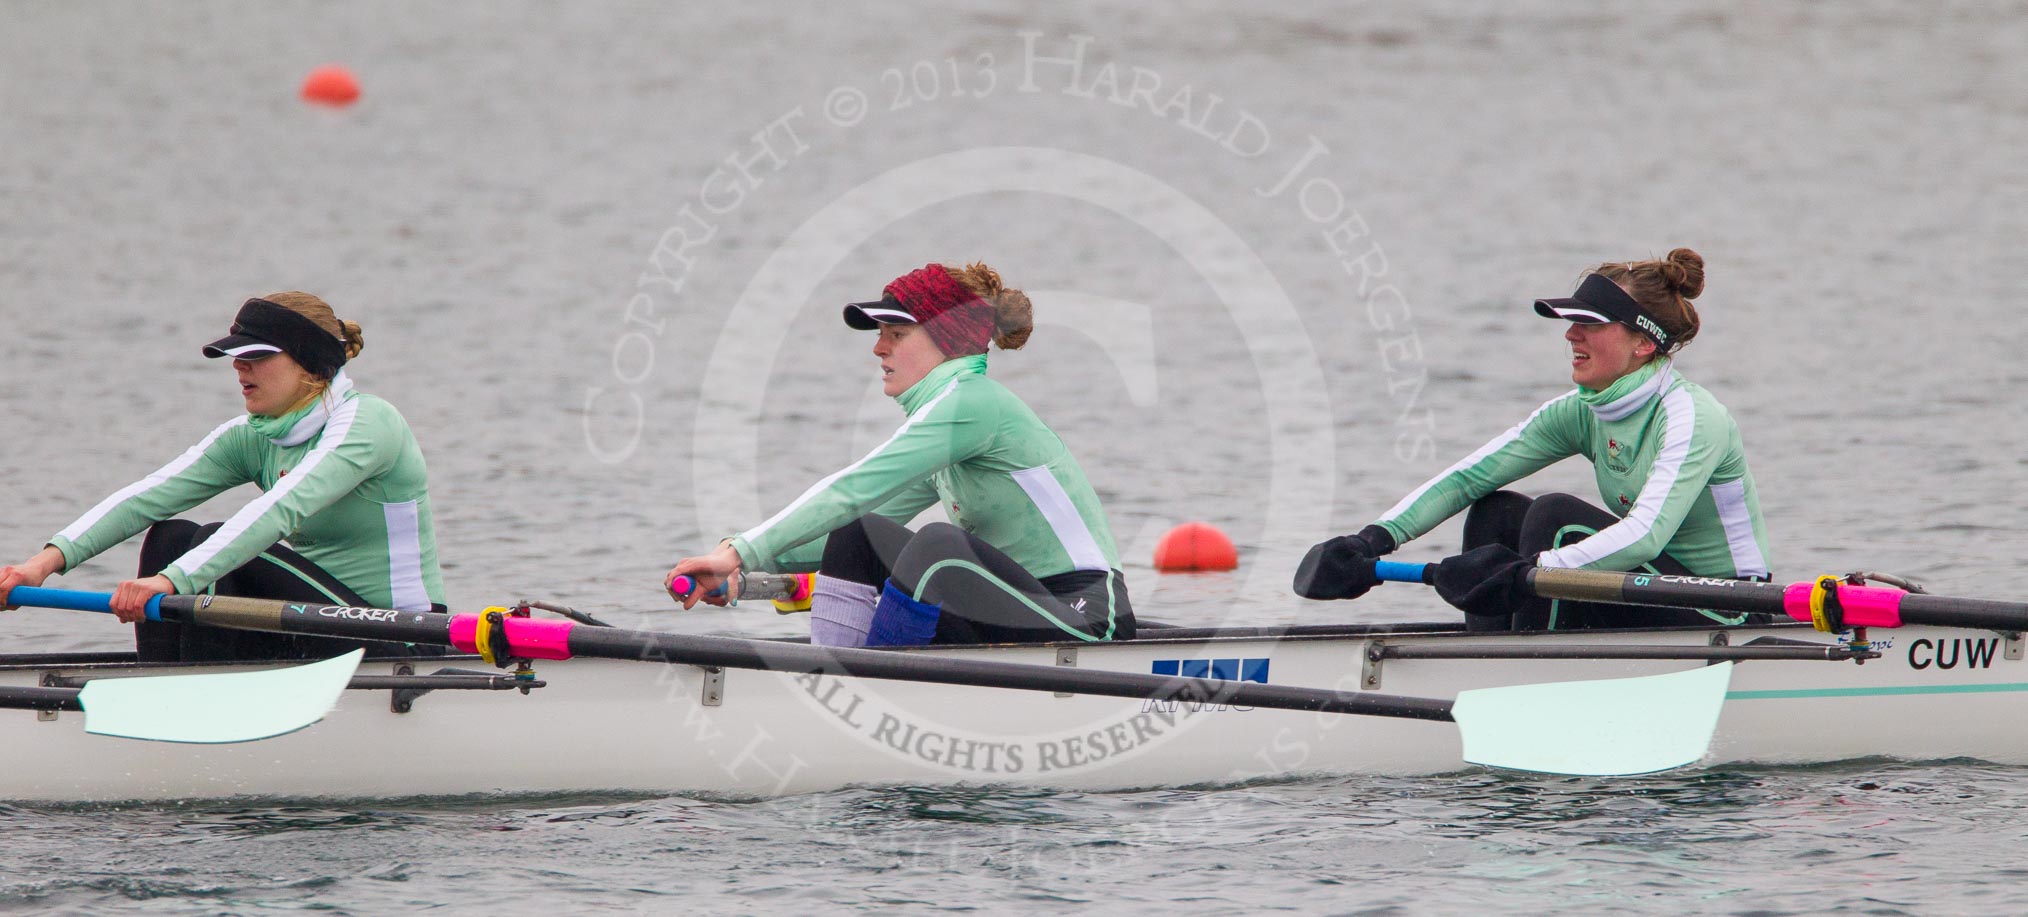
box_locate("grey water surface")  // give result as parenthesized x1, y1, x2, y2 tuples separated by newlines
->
(2, 1, 2025, 912)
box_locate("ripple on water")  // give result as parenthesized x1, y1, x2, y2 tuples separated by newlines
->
(6, 0, 2028, 913)
(0, 763, 2026, 911)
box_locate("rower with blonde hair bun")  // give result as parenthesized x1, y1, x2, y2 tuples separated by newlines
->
(669, 261, 1135, 647)
(0, 292, 448, 662)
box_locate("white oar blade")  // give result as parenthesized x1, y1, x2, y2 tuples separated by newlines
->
(76, 649, 363, 744)
(1451, 661, 1732, 776)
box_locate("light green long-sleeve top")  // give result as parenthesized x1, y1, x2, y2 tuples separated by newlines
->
(49, 385, 447, 611)
(730, 354, 1122, 581)
(1374, 359, 1772, 578)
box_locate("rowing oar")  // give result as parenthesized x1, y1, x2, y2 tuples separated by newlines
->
(0, 648, 360, 744)
(8, 585, 1727, 776)
(1374, 561, 2028, 633)
(666, 573, 811, 613)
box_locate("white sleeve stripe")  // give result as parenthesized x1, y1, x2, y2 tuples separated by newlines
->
(1709, 478, 1769, 579)
(1010, 466, 1110, 572)
(384, 500, 430, 611)
(739, 378, 963, 547)
(1541, 386, 1696, 569)
(168, 398, 363, 578)
(1377, 391, 1577, 524)
(58, 417, 250, 542)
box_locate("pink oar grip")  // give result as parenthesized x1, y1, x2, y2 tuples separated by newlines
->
(1838, 584, 1907, 627)
(448, 614, 577, 660)
(501, 617, 575, 659)
(1781, 582, 1906, 628)
(449, 614, 480, 652)
(1781, 583, 1815, 624)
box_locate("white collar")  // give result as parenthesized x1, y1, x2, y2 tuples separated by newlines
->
(267, 370, 355, 447)
(1587, 362, 1675, 422)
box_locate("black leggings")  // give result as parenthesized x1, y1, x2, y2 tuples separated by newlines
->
(136, 520, 439, 662)
(820, 514, 1134, 644)
(1463, 491, 1769, 631)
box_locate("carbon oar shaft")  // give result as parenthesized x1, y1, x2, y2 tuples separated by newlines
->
(162, 594, 453, 644)
(145, 594, 1455, 723)
(1373, 563, 2028, 632)
(1527, 568, 1791, 615)
(574, 626, 1456, 720)
(1528, 569, 2028, 630)
(0, 685, 84, 712)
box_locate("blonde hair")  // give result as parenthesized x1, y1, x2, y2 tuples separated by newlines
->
(260, 291, 364, 412)
(945, 262, 1033, 351)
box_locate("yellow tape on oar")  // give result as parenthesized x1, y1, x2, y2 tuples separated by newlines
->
(772, 573, 816, 613)
(474, 607, 510, 664)
(1807, 575, 1842, 632)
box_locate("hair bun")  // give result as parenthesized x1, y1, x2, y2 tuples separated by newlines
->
(339, 319, 366, 359)
(946, 261, 1032, 350)
(1662, 247, 1705, 300)
(954, 262, 1004, 300)
(992, 288, 1032, 350)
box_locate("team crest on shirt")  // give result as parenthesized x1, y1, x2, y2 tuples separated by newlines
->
(1618, 493, 1632, 507)
(1603, 436, 1634, 474)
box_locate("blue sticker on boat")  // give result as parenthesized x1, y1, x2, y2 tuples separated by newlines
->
(1151, 658, 1270, 683)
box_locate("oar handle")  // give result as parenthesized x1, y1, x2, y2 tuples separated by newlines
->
(7, 586, 162, 621)
(1374, 560, 1432, 585)
(665, 573, 808, 605)
(664, 574, 729, 602)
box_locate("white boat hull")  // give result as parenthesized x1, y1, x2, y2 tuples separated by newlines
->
(0, 622, 2018, 802)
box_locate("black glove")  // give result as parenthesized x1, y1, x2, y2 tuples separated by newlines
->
(1293, 525, 1396, 600)
(1430, 544, 1535, 619)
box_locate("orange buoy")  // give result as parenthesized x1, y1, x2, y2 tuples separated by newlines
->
(1152, 522, 1239, 572)
(300, 65, 360, 107)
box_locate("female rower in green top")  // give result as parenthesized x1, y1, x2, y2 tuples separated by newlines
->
(1294, 248, 1774, 631)
(0, 292, 448, 661)
(666, 262, 1135, 647)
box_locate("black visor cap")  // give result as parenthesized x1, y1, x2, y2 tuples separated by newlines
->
(1533, 273, 1669, 348)
(842, 294, 919, 330)
(201, 298, 348, 377)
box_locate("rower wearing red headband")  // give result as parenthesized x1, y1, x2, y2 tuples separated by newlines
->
(668, 263, 1135, 647)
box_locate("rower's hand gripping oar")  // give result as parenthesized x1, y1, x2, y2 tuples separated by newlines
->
(666, 573, 815, 614)
(1376, 560, 2026, 633)
(11, 586, 1727, 775)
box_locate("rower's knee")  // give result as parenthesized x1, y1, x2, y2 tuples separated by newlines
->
(138, 520, 215, 577)
(891, 523, 972, 587)
(819, 516, 888, 586)
(910, 522, 968, 546)
(1528, 492, 1591, 520)
(1463, 490, 1532, 552)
